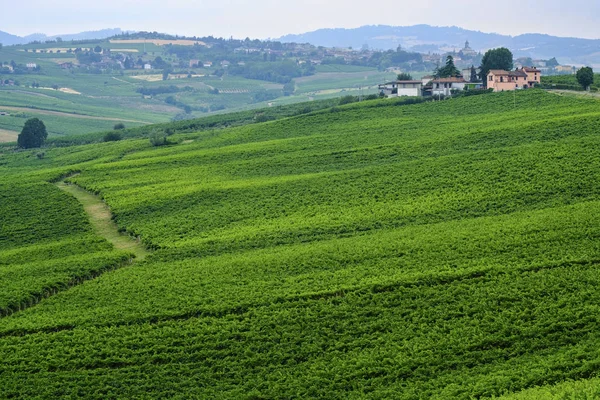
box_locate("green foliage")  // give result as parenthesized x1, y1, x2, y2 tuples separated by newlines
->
(480, 47, 514, 84)
(103, 132, 122, 142)
(113, 123, 125, 130)
(435, 55, 460, 78)
(149, 129, 167, 146)
(397, 72, 413, 80)
(338, 95, 358, 105)
(2, 90, 600, 398)
(541, 74, 600, 92)
(17, 118, 47, 149)
(576, 66, 594, 90)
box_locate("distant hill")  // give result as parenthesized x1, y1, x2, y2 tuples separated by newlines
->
(278, 25, 600, 66)
(0, 28, 125, 45)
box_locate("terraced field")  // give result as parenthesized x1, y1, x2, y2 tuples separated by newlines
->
(2, 90, 600, 398)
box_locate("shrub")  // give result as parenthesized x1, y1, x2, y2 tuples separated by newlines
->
(113, 123, 125, 130)
(149, 130, 167, 146)
(103, 132, 122, 142)
(339, 95, 357, 105)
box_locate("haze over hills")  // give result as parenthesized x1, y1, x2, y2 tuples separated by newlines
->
(278, 25, 600, 66)
(0, 28, 125, 45)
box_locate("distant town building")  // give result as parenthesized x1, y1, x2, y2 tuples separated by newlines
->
(26, 63, 37, 69)
(431, 77, 467, 96)
(143, 64, 152, 70)
(189, 60, 200, 68)
(555, 65, 576, 74)
(461, 67, 481, 82)
(460, 40, 478, 57)
(221, 60, 231, 68)
(203, 61, 213, 68)
(378, 80, 423, 97)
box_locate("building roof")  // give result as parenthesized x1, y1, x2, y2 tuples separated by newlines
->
(431, 77, 467, 83)
(380, 80, 423, 85)
(488, 70, 528, 77)
(522, 67, 541, 72)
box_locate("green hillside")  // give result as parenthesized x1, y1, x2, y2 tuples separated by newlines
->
(2, 90, 600, 398)
(0, 39, 395, 141)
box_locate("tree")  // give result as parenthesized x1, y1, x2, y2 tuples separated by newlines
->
(480, 48, 513, 87)
(435, 56, 460, 78)
(397, 72, 413, 80)
(113, 123, 125, 130)
(93, 45, 102, 53)
(576, 66, 594, 90)
(17, 118, 47, 149)
(283, 80, 295, 96)
(103, 132, 122, 142)
(470, 65, 478, 82)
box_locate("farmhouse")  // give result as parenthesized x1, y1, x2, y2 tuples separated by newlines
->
(378, 80, 423, 97)
(520, 67, 541, 86)
(421, 75, 434, 86)
(203, 61, 213, 68)
(144, 64, 152, 70)
(189, 59, 200, 68)
(26, 63, 37, 69)
(486, 67, 541, 92)
(431, 77, 467, 96)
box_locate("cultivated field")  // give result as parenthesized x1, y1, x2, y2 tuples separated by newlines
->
(109, 39, 206, 46)
(2, 90, 600, 398)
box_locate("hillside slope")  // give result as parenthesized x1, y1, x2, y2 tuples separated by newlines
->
(2, 91, 600, 398)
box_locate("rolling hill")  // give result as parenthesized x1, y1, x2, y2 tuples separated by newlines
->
(279, 24, 600, 66)
(2, 90, 600, 398)
(0, 28, 125, 45)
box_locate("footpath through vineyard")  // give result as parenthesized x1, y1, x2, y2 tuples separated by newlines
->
(56, 180, 149, 261)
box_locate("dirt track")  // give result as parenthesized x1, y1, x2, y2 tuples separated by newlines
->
(0, 106, 149, 124)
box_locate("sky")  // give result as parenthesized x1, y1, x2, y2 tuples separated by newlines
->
(1, 0, 599, 40)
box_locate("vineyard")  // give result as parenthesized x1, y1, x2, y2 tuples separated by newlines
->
(2, 90, 600, 398)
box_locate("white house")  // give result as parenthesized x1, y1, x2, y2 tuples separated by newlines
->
(143, 64, 152, 70)
(203, 61, 213, 68)
(26, 63, 37, 69)
(421, 75, 434, 86)
(431, 77, 467, 96)
(378, 80, 423, 97)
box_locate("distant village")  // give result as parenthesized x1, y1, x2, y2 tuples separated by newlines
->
(0, 36, 577, 91)
(378, 41, 553, 98)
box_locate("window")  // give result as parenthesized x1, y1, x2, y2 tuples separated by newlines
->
(489, 76, 493, 81)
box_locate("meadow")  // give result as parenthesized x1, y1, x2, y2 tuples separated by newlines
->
(0, 41, 396, 141)
(1, 90, 600, 398)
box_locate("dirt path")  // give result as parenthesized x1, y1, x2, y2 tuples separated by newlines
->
(0, 106, 150, 124)
(548, 90, 600, 99)
(0, 129, 18, 143)
(56, 180, 149, 261)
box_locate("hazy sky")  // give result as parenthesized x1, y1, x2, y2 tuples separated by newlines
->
(2, 0, 599, 39)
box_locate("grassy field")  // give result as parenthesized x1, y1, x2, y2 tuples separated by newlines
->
(2, 90, 600, 398)
(0, 41, 397, 141)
